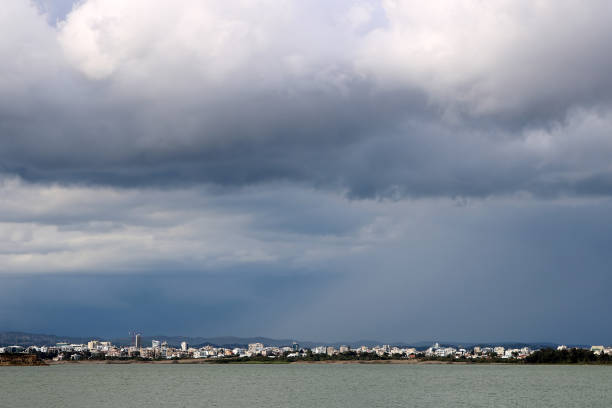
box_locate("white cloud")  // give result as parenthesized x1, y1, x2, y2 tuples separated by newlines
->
(7, 0, 612, 116)
(359, 0, 612, 116)
(56, 0, 345, 86)
(0, 1, 62, 98)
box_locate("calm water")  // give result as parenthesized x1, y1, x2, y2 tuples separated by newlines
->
(1, 363, 612, 407)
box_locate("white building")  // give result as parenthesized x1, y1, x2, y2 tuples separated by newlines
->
(312, 346, 327, 354)
(248, 343, 264, 354)
(591, 345, 605, 355)
(434, 347, 456, 357)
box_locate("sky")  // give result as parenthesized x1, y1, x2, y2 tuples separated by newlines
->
(1, 0, 612, 344)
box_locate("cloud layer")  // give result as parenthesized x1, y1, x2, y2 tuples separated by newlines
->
(2, 0, 612, 342)
(3, 173, 612, 343)
(2, 0, 612, 198)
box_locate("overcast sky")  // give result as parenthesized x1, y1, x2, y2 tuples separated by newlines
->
(2, 0, 612, 344)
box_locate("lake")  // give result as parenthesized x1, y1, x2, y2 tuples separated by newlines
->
(1, 363, 611, 407)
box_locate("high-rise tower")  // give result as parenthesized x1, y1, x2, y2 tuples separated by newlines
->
(135, 333, 141, 349)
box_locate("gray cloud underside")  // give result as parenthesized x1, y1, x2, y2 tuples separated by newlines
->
(2, 185, 612, 343)
(3, 0, 612, 199)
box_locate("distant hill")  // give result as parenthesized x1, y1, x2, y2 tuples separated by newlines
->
(0, 332, 301, 348)
(0, 332, 380, 348)
(110, 335, 300, 348)
(0, 332, 93, 347)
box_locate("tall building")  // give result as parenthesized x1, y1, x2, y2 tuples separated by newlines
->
(181, 341, 188, 352)
(152, 340, 160, 349)
(135, 333, 141, 349)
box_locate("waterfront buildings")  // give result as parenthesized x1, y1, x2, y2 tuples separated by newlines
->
(3, 339, 612, 362)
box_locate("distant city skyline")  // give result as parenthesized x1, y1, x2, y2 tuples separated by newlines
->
(4, 330, 612, 364)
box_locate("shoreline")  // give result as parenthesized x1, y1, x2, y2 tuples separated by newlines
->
(3, 357, 610, 367)
(39, 359, 509, 366)
(2, 359, 609, 367)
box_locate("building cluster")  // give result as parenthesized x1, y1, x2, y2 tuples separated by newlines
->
(422, 343, 534, 359)
(561, 344, 612, 356)
(0, 339, 299, 361)
(2, 339, 612, 361)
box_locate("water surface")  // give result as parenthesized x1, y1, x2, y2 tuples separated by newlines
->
(1, 363, 611, 407)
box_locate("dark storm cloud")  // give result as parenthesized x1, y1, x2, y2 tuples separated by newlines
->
(280, 198, 612, 344)
(4, 0, 612, 345)
(3, 197, 612, 344)
(0, 267, 332, 338)
(3, 0, 612, 199)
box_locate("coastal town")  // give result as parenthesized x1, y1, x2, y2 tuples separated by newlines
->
(2, 334, 612, 363)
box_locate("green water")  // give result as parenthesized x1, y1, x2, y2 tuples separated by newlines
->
(1, 363, 611, 407)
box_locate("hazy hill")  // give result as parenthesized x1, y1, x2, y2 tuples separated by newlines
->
(0, 332, 300, 348)
(0, 332, 92, 347)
